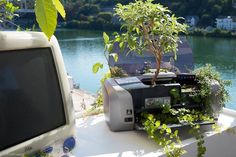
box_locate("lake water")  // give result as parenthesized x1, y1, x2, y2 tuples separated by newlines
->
(55, 29, 236, 110)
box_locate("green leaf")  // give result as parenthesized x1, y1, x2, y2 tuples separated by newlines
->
(109, 53, 119, 62)
(147, 114, 154, 121)
(35, 0, 57, 39)
(119, 42, 124, 49)
(52, 0, 66, 19)
(103, 32, 109, 44)
(107, 44, 113, 53)
(155, 121, 161, 127)
(136, 27, 140, 34)
(92, 62, 103, 74)
(100, 71, 111, 84)
(162, 124, 167, 130)
(174, 51, 177, 60)
(166, 127, 172, 134)
(174, 130, 178, 136)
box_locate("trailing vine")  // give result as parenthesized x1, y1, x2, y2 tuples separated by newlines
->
(193, 64, 231, 114)
(142, 108, 186, 157)
(142, 106, 214, 157)
(141, 64, 231, 157)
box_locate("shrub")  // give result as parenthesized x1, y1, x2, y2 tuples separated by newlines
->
(64, 2, 83, 21)
(97, 12, 113, 22)
(78, 14, 89, 21)
(99, 0, 116, 6)
(78, 4, 100, 16)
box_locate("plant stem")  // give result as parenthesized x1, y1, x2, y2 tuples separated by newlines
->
(151, 51, 162, 86)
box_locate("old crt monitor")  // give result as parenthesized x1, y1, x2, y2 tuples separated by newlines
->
(0, 32, 76, 156)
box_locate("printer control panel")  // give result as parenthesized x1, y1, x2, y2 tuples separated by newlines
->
(176, 74, 196, 85)
(115, 77, 141, 85)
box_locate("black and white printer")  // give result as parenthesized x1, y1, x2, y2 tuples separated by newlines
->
(103, 72, 220, 131)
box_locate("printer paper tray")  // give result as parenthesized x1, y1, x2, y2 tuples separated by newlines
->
(134, 120, 216, 131)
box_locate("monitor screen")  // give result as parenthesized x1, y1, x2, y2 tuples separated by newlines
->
(0, 48, 66, 151)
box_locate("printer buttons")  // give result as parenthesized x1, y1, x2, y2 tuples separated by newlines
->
(124, 117, 133, 122)
(126, 109, 132, 115)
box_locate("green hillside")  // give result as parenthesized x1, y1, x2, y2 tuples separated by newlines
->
(63, 0, 236, 28)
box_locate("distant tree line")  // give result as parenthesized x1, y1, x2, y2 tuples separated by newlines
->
(157, 0, 236, 27)
(189, 28, 236, 38)
(61, 0, 236, 30)
(62, 0, 120, 30)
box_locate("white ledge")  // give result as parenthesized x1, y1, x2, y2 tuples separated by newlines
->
(73, 108, 236, 157)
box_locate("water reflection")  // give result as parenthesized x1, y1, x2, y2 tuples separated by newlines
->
(55, 29, 109, 93)
(187, 36, 236, 109)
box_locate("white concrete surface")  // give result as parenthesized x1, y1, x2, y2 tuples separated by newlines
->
(72, 89, 96, 117)
(73, 108, 236, 157)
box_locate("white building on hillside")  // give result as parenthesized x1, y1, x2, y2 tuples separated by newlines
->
(216, 16, 236, 31)
(233, 0, 236, 8)
(185, 16, 199, 27)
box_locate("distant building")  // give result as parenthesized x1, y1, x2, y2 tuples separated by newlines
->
(216, 16, 236, 31)
(185, 16, 199, 27)
(233, 0, 236, 8)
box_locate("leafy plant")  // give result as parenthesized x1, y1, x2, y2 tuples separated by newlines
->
(0, 0, 19, 24)
(193, 64, 231, 114)
(142, 111, 186, 157)
(93, 66, 128, 107)
(141, 64, 231, 157)
(35, 0, 65, 39)
(142, 105, 216, 157)
(103, 0, 187, 85)
(92, 34, 128, 108)
(0, 0, 66, 39)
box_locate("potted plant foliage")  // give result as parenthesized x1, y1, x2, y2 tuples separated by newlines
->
(103, 0, 187, 85)
(93, 0, 231, 156)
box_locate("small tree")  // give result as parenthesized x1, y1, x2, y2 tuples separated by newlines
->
(0, 0, 19, 24)
(104, 0, 187, 85)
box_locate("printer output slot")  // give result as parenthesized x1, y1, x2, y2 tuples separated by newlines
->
(134, 119, 216, 131)
(141, 78, 174, 86)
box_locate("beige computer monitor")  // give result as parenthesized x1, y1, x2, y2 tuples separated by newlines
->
(0, 31, 75, 157)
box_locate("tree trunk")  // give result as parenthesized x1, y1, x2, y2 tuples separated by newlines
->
(151, 51, 162, 86)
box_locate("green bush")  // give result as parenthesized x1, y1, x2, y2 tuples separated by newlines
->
(98, 0, 129, 6)
(65, 19, 119, 31)
(97, 12, 113, 22)
(88, 16, 95, 23)
(199, 14, 212, 26)
(99, 0, 115, 6)
(78, 14, 89, 21)
(78, 4, 100, 16)
(206, 29, 232, 38)
(90, 18, 103, 30)
(64, 2, 83, 21)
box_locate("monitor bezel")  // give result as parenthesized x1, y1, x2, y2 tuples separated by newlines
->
(0, 33, 75, 157)
(0, 47, 68, 152)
